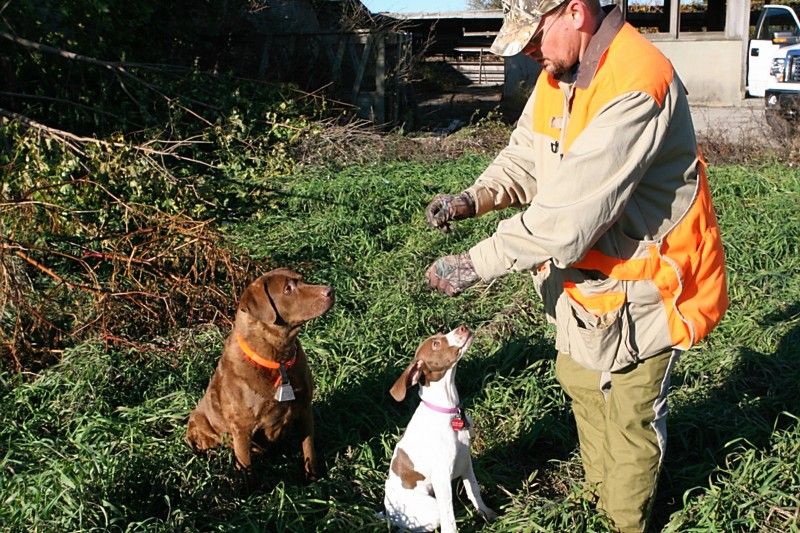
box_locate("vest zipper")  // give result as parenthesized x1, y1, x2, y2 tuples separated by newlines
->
(558, 83, 574, 159)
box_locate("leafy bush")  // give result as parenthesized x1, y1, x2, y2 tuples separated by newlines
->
(0, 39, 338, 370)
(0, 77, 332, 370)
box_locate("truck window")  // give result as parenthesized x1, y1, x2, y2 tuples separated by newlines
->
(757, 7, 800, 40)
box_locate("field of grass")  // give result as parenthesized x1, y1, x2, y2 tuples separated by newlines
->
(1, 155, 798, 532)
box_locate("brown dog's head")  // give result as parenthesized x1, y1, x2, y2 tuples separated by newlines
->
(237, 268, 335, 329)
(389, 325, 473, 402)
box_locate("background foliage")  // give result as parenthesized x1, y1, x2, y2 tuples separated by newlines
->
(0, 0, 341, 369)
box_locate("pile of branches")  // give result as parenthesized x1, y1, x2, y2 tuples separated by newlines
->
(0, 168, 262, 372)
(0, 2, 332, 371)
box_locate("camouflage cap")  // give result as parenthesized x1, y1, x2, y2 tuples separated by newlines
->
(490, 0, 565, 56)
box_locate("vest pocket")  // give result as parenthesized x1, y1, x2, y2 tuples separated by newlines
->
(557, 282, 636, 372)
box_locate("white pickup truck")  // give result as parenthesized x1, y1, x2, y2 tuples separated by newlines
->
(748, 4, 800, 134)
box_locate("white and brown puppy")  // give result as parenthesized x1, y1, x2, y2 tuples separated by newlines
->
(186, 268, 334, 479)
(384, 326, 496, 533)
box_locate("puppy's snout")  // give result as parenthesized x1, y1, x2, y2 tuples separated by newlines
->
(456, 325, 468, 336)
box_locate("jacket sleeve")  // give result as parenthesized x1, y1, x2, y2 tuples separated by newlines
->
(469, 87, 677, 282)
(464, 88, 539, 216)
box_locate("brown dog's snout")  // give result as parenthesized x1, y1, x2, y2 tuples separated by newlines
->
(322, 286, 334, 299)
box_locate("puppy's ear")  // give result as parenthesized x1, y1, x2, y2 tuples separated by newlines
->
(389, 360, 423, 402)
(238, 278, 277, 325)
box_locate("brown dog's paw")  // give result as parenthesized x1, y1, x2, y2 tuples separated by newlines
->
(186, 411, 223, 452)
(185, 427, 220, 452)
(303, 455, 325, 482)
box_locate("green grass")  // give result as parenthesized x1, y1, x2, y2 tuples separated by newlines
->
(1, 157, 799, 531)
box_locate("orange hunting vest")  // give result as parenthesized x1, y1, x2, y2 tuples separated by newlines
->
(533, 24, 728, 350)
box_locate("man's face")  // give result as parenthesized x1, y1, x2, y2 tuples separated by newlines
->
(522, 1, 581, 78)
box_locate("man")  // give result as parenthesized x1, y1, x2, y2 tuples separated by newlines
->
(423, 1, 728, 531)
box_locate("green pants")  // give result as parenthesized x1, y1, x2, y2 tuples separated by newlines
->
(555, 349, 680, 533)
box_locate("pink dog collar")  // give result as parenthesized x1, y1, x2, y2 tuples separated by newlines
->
(421, 399, 460, 414)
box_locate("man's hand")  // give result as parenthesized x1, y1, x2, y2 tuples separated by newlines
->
(425, 192, 476, 233)
(426, 252, 480, 296)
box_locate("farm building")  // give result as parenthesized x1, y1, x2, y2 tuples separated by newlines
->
(379, 1, 772, 106)
(244, 0, 414, 124)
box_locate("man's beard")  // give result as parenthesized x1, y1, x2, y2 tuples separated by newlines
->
(545, 58, 573, 78)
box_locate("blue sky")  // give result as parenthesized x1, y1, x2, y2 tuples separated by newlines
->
(362, 0, 469, 13)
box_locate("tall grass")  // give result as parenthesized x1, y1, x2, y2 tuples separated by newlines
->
(1, 157, 798, 531)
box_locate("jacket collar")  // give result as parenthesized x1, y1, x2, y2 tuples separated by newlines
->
(574, 5, 625, 90)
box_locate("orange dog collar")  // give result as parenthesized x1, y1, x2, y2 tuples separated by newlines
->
(236, 334, 297, 386)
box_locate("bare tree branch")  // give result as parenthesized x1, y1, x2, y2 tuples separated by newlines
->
(1, 242, 106, 294)
(0, 91, 135, 124)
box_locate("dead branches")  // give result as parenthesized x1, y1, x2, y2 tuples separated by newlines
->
(0, 176, 263, 372)
(0, 18, 331, 372)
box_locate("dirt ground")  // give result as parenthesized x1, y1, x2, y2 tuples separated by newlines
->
(413, 84, 507, 133)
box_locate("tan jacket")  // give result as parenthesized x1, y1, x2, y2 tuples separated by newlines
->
(465, 8, 727, 371)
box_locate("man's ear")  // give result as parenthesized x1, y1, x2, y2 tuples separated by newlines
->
(569, 0, 589, 31)
(238, 277, 277, 325)
(389, 360, 424, 402)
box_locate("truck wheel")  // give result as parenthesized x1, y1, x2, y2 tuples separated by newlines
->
(765, 108, 796, 136)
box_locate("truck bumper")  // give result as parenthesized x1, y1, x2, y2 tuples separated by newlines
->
(765, 89, 800, 134)
(765, 89, 800, 118)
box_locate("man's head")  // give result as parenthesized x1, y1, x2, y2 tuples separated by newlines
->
(491, 0, 602, 78)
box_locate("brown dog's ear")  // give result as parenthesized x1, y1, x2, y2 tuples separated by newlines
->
(389, 360, 424, 402)
(238, 278, 277, 325)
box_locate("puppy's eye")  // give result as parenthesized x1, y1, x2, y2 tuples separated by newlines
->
(432, 339, 441, 350)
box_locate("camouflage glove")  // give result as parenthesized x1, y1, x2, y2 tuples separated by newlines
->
(425, 192, 476, 233)
(426, 252, 480, 296)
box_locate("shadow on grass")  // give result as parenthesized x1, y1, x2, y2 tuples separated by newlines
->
(457, 337, 578, 497)
(651, 301, 800, 531)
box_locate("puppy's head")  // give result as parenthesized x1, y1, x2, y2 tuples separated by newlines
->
(389, 325, 472, 402)
(237, 268, 335, 329)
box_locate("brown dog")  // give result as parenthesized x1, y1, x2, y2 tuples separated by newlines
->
(186, 268, 334, 479)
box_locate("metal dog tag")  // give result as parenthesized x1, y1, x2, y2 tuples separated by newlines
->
(275, 382, 295, 402)
(451, 407, 470, 431)
(275, 364, 295, 402)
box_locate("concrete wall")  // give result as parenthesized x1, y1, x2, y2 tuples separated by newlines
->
(504, 38, 747, 107)
(652, 38, 746, 105)
(647, 1, 750, 106)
